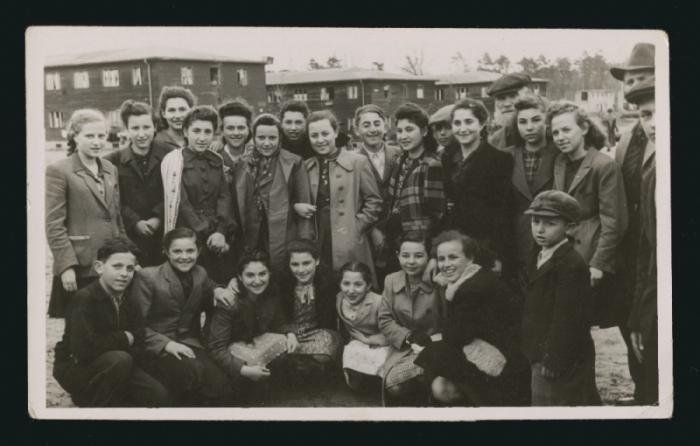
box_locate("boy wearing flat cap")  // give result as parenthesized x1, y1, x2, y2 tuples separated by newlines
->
(429, 104, 455, 156)
(521, 190, 601, 406)
(487, 72, 533, 151)
(624, 78, 658, 405)
(610, 42, 655, 403)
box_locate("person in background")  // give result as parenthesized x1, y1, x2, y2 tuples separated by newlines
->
(105, 100, 171, 267)
(486, 73, 534, 151)
(378, 232, 441, 406)
(160, 106, 236, 283)
(46, 109, 128, 318)
(241, 113, 314, 275)
(279, 99, 315, 160)
(602, 108, 619, 148)
(351, 104, 401, 284)
(154, 86, 196, 151)
(624, 78, 658, 405)
(429, 104, 456, 157)
(507, 94, 558, 293)
(548, 101, 628, 329)
(304, 110, 383, 287)
(610, 42, 656, 404)
(128, 228, 236, 406)
(521, 191, 600, 406)
(53, 238, 169, 407)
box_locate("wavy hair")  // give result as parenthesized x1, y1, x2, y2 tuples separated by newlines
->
(546, 100, 607, 150)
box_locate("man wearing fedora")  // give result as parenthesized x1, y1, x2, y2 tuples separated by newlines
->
(486, 72, 534, 151)
(609, 43, 655, 403)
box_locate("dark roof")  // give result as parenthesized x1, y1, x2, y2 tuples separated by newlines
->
(266, 67, 438, 85)
(45, 46, 267, 67)
(435, 71, 549, 86)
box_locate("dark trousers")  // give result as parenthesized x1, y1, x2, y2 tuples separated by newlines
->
(144, 346, 235, 407)
(53, 350, 169, 407)
(618, 326, 644, 402)
(637, 324, 659, 405)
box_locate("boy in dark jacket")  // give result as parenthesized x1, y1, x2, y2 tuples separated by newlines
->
(521, 190, 600, 406)
(53, 238, 169, 407)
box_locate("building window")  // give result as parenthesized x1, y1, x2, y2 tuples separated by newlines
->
(45, 72, 61, 91)
(456, 87, 468, 100)
(581, 91, 589, 101)
(347, 85, 359, 100)
(210, 67, 220, 85)
(73, 71, 89, 89)
(102, 69, 120, 87)
(48, 111, 64, 129)
(435, 88, 444, 101)
(237, 69, 248, 86)
(132, 67, 143, 86)
(293, 89, 308, 101)
(533, 85, 541, 95)
(480, 87, 487, 97)
(267, 91, 277, 103)
(416, 86, 424, 99)
(107, 110, 121, 128)
(180, 67, 193, 85)
(320, 86, 335, 101)
(383, 85, 390, 99)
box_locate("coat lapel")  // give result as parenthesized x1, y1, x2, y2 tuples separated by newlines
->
(567, 149, 596, 194)
(72, 155, 109, 211)
(305, 157, 319, 204)
(278, 149, 296, 184)
(384, 144, 401, 183)
(530, 144, 557, 193)
(511, 148, 532, 200)
(528, 241, 572, 283)
(162, 262, 186, 305)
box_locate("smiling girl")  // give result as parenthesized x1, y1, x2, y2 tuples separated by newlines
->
(154, 86, 196, 150)
(548, 101, 628, 328)
(46, 109, 128, 317)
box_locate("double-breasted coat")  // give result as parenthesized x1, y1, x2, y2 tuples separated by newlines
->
(46, 153, 127, 279)
(240, 149, 314, 273)
(353, 142, 402, 207)
(306, 150, 383, 282)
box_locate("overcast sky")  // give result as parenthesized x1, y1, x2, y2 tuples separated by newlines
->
(28, 27, 665, 74)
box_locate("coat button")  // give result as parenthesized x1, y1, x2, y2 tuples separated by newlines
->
(338, 186, 344, 191)
(339, 199, 344, 204)
(339, 211, 345, 216)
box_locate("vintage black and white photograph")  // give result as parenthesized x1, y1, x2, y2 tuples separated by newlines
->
(26, 27, 671, 420)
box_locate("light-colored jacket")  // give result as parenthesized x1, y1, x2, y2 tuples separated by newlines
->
(553, 147, 628, 273)
(306, 150, 382, 280)
(45, 153, 127, 277)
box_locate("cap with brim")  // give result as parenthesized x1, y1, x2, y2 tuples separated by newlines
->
(429, 104, 454, 125)
(625, 77, 655, 104)
(524, 190, 581, 223)
(610, 43, 655, 81)
(487, 73, 531, 97)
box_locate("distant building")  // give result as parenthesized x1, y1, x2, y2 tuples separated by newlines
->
(435, 71, 549, 113)
(574, 89, 624, 114)
(44, 47, 269, 148)
(265, 67, 439, 135)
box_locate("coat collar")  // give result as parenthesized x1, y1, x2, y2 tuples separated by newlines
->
(528, 239, 574, 282)
(553, 147, 598, 193)
(306, 148, 355, 172)
(511, 143, 557, 199)
(391, 272, 434, 295)
(70, 153, 115, 210)
(118, 143, 168, 176)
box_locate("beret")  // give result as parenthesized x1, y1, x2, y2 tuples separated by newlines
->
(524, 190, 582, 223)
(429, 104, 455, 125)
(610, 43, 655, 81)
(487, 73, 531, 97)
(624, 77, 655, 104)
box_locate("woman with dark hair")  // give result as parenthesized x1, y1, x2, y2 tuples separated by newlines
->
(160, 106, 235, 283)
(46, 109, 127, 317)
(442, 98, 514, 273)
(128, 228, 236, 406)
(154, 86, 197, 150)
(507, 95, 558, 291)
(240, 113, 314, 275)
(304, 110, 383, 287)
(104, 100, 173, 267)
(373, 102, 446, 277)
(548, 101, 628, 327)
(414, 230, 530, 406)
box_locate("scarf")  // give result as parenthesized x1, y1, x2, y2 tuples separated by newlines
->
(247, 149, 279, 213)
(161, 148, 184, 235)
(443, 263, 481, 302)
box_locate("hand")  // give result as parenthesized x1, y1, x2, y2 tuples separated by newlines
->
(630, 331, 644, 363)
(214, 287, 236, 309)
(135, 220, 154, 237)
(423, 258, 438, 284)
(407, 332, 432, 347)
(492, 259, 503, 274)
(60, 268, 77, 292)
(240, 364, 271, 382)
(226, 277, 240, 295)
(209, 140, 225, 153)
(589, 267, 604, 287)
(164, 341, 196, 360)
(145, 217, 161, 232)
(207, 232, 227, 254)
(370, 228, 386, 251)
(540, 364, 560, 381)
(410, 343, 425, 355)
(293, 203, 317, 219)
(286, 333, 300, 353)
(124, 331, 134, 346)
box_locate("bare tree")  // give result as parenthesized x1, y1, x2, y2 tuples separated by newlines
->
(327, 56, 342, 68)
(450, 51, 471, 72)
(401, 50, 425, 75)
(495, 55, 511, 74)
(309, 58, 323, 70)
(372, 61, 385, 71)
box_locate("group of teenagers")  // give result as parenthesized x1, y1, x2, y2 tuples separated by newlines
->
(46, 43, 659, 408)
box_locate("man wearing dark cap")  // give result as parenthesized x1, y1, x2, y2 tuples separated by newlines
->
(487, 72, 533, 151)
(521, 190, 601, 405)
(624, 78, 658, 405)
(610, 43, 655, 404)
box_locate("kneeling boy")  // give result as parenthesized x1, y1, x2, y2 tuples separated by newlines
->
(53, 238, 169, 407)
(521, 190, 601, 406)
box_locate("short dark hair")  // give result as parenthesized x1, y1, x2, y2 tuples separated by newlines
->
(512, 94, 550, 147)
(354, 104, 387, 125)
(218, 98, 253, 124)
(96, 238, 139, 262)
(280, 99, 310, 120)
(286, 239, 319, 261)
(307, 110, 339, 132)
(431, 229, 497, 268)
(163, 227, 198, 251)
(183, 105, 218, 131)
(157, 86, 197, 128)
(120, 100, 154, 128)
(251, 113, 283, 138)
(237, 249, 271, 276)
(451, 98, 490, 140)
(394, 102, 437, 153)
(339, 261, 373, 290)
(397, 230, 430, 254)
